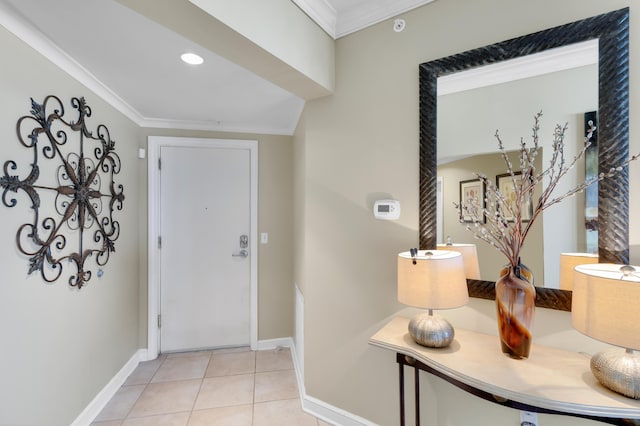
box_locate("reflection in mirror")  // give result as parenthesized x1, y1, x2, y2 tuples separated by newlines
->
(436, 60, 598, 288)
(419, 8, 629, 310)
(439, 151, 543, 284)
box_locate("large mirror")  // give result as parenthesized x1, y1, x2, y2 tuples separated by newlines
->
(438, 48, 597, 288)
(419, 8, 629, 311)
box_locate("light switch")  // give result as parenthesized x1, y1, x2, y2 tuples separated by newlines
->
(261, 232, 268, 244)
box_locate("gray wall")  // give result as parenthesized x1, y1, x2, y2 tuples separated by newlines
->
(295, 1, 639, 425)
(0, 26, 140, 425)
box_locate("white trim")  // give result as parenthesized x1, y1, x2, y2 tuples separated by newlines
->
(147, 136, 259, 358)
(293, 0, 434, 39)
(335, 0, 435, 38)
(0, 2, 144, 124)
(76, 339, 377, 426)
(71, 349, 149, 426)
(255, 314, 378, 425)
(283, 339, 379, 426)
(258, 337, 378, 425)
(438, 39, 598, 95)
(274, 290, 379, 426)
(147, 139, 161, 358)
(294, 284, 305, 383)
(138, 116, 300, 136)
(291, 0, 337, 39)
(302, 394, 380, 426)
(257, 337, 294, 351)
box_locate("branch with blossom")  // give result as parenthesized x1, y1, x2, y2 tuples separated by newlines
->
(455, 111, 639, 267)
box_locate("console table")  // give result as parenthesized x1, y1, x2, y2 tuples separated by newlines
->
(369, 317, 640, 425)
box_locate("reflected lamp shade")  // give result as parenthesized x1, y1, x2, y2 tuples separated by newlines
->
(559, 252, 598, 290)
(398, 250, 468, 348)
(437, 243, 481, 279)
(571, 263, 640, 398)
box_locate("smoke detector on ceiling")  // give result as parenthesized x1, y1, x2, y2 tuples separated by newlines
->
(393, 19, 406, 33)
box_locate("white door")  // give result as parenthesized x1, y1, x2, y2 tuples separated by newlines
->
(158, 141, 254, 352)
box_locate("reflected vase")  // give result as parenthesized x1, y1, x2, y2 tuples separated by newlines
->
(495, 263, 536, 359)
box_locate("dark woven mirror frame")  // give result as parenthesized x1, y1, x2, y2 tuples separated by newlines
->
(419, 8, 629, 311)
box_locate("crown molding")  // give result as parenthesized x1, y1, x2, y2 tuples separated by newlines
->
(335, 0, 434, 38)
(0, 1, 145, 124)
(138, 110, 302, 136)
(293, 0, 433, 39)
(292, 0, 337, 38)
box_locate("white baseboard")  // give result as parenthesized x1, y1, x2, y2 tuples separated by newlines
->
(74, 339, 376, 426)
(294, 284, 305, 385)
(282, 339, 378, 426)
(302, 394, 379, 426)
(256, 337, 294, 351)
(71, 349, 149, 426)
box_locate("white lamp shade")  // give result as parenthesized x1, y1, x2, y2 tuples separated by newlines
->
(559, 252, 598, 290)
(572, 263, 640, 350)
(437, 243, 481, 279)
(398, 250, 468, 309)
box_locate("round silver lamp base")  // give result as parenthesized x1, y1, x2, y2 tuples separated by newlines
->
(408, 312, 455, 348)
(591, 348, 640, 399)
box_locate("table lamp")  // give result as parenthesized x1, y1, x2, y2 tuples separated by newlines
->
(559, 252, 598, 290)
(437, 241, 481, 279)
(398, 249, 468, 348)
(571, 263, 640, 398)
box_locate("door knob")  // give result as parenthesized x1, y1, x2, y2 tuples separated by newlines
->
(232, 249, 249, 258)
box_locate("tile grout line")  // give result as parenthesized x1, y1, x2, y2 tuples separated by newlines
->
(251, 370, 256, 426)
(186, 351, 213, 425)
(252, 351, 257, 426)
(120, 355, 167, 423)
(95, 348, 317, 425)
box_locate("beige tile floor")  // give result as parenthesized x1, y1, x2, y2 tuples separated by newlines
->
(92, 347, 333, 426)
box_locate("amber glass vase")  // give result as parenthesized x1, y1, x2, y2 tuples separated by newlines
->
(495, 263, 536, 359)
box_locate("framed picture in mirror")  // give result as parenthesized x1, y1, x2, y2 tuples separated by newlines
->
(496, 172, 532, 222)
(459, 178, 485, 223)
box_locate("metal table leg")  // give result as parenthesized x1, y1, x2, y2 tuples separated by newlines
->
(399, 362, 405, 426)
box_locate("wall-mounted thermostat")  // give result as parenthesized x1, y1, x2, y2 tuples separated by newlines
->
(373, 200, 400, 220)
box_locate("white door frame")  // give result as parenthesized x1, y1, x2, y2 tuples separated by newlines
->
(147, 136, 258, 358)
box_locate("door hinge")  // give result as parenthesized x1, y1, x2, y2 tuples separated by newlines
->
(158, 157, 161, 170)
(157, 314, 161, 328)
(158, 236, 162, 249)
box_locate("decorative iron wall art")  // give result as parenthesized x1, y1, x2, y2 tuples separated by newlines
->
(0, 95, 125, 288)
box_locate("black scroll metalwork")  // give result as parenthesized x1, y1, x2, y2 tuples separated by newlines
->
(1, 95, 125, 288)
(419, 8, 629, 311)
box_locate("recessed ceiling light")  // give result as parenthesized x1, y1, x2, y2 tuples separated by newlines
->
(181, 53, 204, 65)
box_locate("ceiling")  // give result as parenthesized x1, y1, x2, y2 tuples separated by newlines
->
(0, 0, 432, 136)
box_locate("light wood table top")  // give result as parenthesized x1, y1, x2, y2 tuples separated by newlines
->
(370, 317, 640, 420)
